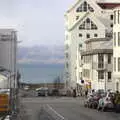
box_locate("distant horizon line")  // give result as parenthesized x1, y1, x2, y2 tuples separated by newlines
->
(18, 44, 64, 47)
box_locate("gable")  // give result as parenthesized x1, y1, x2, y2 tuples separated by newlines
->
(68, 13, 106, 31)
(67, 0, 102, 13)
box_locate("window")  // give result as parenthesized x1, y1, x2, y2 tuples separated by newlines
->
(83, 69, 90, 78)
(86, 34, 90, 38)
(114, 57, 116, 71)
(65, 53, 69, 58)
(79, 18, 97, 30)
(114, 11, 116, 24)
(79, 44, 82, 48)
(110, 24, 113, 28)
(118, 10, 120, 24)
(118, 32, 120, 46)
(114, 32, 116, 46)
(108, 54, 111, 64)
(66, 63, 69, 68)
(76, 1, 94, 12)
(94, 34, 98, 37)
(79, 33, 82, 37)
(110, 15, 113, 20)
(83, 1, 87, 12)
(98, 71, 104, 79)
(98, 54, 104, 68)
(91, 21, 97, 29)
(108, 72, 111, 80)
(65, 44, 69, 50)
(118, 57, 120, 71)
(76, 16, 79, 20)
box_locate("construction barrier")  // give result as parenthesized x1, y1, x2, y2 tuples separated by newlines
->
(0, 94, 10, 113)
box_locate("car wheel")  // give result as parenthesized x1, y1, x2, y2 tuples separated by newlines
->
(92, 104, 94, 109)
(84, 104, 87, 108)
(95, 104, 98, 109)
(97, 106, 101, 111)
(102, 107, 107, 112)
(89, 104, 92, 108)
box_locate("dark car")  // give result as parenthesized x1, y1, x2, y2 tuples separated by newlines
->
(84, 94, 94, 108)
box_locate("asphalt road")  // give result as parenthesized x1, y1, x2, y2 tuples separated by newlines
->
(19, 96, 120, 120)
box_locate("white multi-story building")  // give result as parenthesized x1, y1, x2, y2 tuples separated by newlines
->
(113, 7, 120, 91)
(64, 0, 120, 90)
(81, 38, 113, 91)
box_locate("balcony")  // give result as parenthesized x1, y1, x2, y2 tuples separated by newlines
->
(92, 62, 108, 71)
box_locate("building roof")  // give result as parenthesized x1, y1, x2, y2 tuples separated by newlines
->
(94, 38, 113, 49)
(97, 0, 120, 3)
(82, 38, 113, 55)
(66, 0, 102, 13)
(68, 12, 89, 31)
(85, 37, 110, 43)
(81, 49, 113, 55)
(0, 67, 10, 77)
(96, 16, 112, 31)
(66, 0, 120, 13)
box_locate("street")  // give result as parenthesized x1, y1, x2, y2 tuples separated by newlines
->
(19, 96, 120, 120)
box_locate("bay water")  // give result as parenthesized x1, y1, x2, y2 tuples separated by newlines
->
(17, 63, 64, 83)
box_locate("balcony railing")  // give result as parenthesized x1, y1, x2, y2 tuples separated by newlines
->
(92, 62, 108, 70)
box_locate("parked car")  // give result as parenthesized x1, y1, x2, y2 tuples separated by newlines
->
(36, 87, 48, 96)
(59, 89, 67, 96)
(97, 92, 114, 111)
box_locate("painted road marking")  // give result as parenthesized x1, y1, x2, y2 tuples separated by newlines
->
(47, 104, 65, 120)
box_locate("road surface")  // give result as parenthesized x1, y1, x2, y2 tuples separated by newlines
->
(19, 96, 120, 120)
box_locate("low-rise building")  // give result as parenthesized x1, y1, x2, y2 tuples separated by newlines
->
(81, 38, 114, 91)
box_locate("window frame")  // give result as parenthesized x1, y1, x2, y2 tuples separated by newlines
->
(118, 32, 120, 46)
(86, 34, 90, 39)
(114, 32, 116, 46)
(114, 11, 116, 24)
(108, 72, 111, 80)
(114, 57, 116, 72)
(79, 33, 82, 37)
(108, 54, 111, 64)
(118, 57, 120, 72)
(94, 33, 98, 37)
(98, 71, 104, 80)
(110, 14, 113, 20)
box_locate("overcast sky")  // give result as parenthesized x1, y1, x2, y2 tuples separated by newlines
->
(0, 0, 75, 46)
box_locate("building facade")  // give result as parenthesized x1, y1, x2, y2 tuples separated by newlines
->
(81, 38, 113, 91)
(64, 0, 120, 90)
(113, 7, 120, 91)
